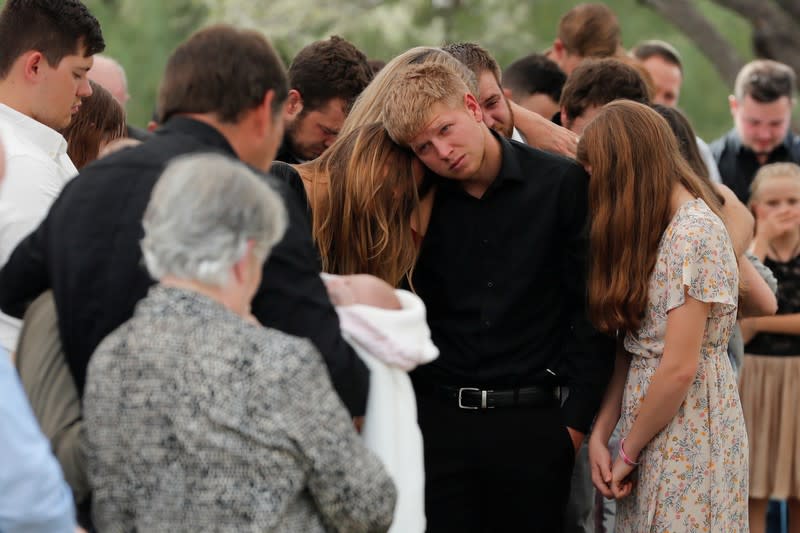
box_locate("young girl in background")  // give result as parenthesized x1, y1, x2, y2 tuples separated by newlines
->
(740, 162, 800, 533)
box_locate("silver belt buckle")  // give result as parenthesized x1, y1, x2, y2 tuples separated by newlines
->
(458, 387, 480, 409)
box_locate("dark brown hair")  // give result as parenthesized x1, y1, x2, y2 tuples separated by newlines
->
(560, 58, 651, 123)
(288, 35, 372, 113)
(558, 3, 621, 58)
(0, 0, 104, 78)
(502, 53, 566, 103)
(62, 80, 125, 169)
(442, 42, 501, 83)
(158, 25, 288, 124)
(734, 59, 796, 103)
(631, 40, 683, 72)
(577, 100, 722, 334)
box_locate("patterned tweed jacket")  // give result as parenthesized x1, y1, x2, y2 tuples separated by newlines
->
(83, 285, 396, 532)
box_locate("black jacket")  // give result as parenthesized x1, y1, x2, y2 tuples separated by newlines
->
(0, 117, 369, 416)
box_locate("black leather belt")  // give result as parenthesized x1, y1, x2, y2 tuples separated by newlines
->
(435, 385, 560, 410)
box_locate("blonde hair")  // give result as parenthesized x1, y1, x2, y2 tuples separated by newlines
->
(749, 162, 800, 206)
(382, 62, 470, 146)
(342, 46, 477, 138)
(307, 123, 421, 287)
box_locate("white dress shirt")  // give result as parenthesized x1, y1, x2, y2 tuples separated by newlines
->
(0, 104, 76, 352)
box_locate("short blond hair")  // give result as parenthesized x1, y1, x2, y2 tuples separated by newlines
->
(382, 62, 470, 146)
(341, 47, 477, 138)
(749, 162, 800, 206)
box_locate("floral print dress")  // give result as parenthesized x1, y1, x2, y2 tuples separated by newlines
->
(616, 199, 748, 532)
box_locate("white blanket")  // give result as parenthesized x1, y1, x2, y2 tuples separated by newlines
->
(334, 289, 438, 533)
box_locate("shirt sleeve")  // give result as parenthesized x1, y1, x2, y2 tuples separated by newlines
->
(251, 178, 369, 417)
(0, 350, 75, 533)
(665, 216, 738, 316)
(282, 339, 397, 532)
(555, 164, 615, 433)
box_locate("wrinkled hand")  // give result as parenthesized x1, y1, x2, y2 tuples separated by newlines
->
(609, 456, 636, 499)
(508, 100, 578, 158)
(588, 435, 614, 498)
(529, 117, 578, 158)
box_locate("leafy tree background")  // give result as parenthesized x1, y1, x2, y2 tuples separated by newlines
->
(6, 0, 798, 140)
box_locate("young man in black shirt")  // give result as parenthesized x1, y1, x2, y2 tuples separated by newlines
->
(382, 62, 614, 532)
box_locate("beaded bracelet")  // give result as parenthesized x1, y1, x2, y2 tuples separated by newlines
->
(619, 437, 640, 467)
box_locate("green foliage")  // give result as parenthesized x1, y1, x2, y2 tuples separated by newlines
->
(0, 0, 784, 139)
(83, 0, 206, 127)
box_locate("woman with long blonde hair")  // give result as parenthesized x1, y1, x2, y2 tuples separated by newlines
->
(580, 100, 747, 532)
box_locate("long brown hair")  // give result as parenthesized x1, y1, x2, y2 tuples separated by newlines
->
(62, 80, 126, 169)
(304, 122, 421, 287)
(577, 100, 722, 334)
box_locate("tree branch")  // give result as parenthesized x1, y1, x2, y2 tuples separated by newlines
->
(638, 0, 745, 87)
(712, 0, 800, 82)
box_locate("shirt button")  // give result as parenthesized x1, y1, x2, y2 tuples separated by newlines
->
(484, 320, 491, 328)
(487, 281, 494, 288)
(482, 239, 489, 245)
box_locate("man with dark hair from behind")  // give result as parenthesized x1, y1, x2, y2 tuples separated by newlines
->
(558, 57, 651, 135)
(711, 59, 800, 203)
(503, 53, 566, 119)
(276, 35, 373, 163)
(0, 25, 370, 416)
(0, 0, 104, 356)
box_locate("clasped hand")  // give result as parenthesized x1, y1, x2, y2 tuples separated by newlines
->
(588, 435, 636, 500)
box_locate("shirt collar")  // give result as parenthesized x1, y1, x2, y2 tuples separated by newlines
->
(157, 116, 239, 158)
(731, 127, 797, 157)
(493, 129, 525, 184)
(0, 103, 68, 160)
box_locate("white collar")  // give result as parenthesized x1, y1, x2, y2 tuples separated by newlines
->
(0, 103, 69, 160)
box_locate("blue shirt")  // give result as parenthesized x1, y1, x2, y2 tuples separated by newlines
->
(0, 348, 74, 533)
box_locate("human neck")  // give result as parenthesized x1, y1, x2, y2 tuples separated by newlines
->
(180, 112, 268, 171)
(769, 229, 800, 262)
(462, 127, 502, 198)
(669, 183, 695, 216)
(160, 276, 246, 317)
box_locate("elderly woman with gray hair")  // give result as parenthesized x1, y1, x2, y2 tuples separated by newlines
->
(82, 154, 397, 532)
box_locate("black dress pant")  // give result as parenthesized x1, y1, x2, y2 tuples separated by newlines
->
(416, 387, 576, 533)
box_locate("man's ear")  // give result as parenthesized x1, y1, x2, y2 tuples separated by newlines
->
(22, 51, 46, 82)
(502, 87, 513, 100)
(728, 94, 737, 118)
(464, 92, 482, 122)
(560, 108, 568, 129)
(284, 89, 303, 120)
(552, 39, 565, 60)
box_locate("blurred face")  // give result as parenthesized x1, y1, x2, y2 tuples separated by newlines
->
(31, 48, 93, 130)
(751, 176, 800, 233)
(87, 58, 129, 108)
(731, 94, 793, 156)
(563, 105, 600, 136)
(286, 97, 346, 161)
(477, 70, 514, 138)
(641, 55, 682, 107)
(517, 92, 560, 119)
(408, 97, 486, 181)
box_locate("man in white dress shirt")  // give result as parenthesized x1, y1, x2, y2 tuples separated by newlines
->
(0, 0, 104, 352)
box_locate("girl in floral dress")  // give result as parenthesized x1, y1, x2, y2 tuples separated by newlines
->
(578, 100, 748, 532)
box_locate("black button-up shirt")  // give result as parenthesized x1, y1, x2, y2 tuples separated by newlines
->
(710, 128, 800, 203)
(0, 117, 369, 416)
(410, 134, 614, 432)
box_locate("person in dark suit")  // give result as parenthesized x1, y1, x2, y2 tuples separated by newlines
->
(0, 24, 370, 416)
